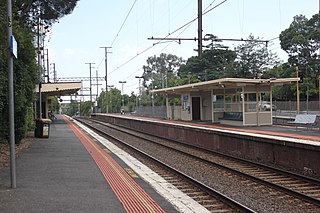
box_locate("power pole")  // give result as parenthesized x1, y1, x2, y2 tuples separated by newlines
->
(198, 0, 202, 58)
(100, 47, 112, 113)
(7, 0, 16, 189)
(85, 63, 95, 114)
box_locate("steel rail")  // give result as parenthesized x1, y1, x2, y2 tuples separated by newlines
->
(89, 117, 320, 207)
(76, 118, 256, 213)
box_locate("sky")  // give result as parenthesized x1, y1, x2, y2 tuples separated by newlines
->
(46, 0, 319, 101)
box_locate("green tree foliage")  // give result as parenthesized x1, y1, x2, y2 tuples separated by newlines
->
(235, 35, 279, 78)
(15, 0, 79, 28)
(97, 88, 123, 113)
(141, 53, 183, 105)
(142, 53, 183, 89)
(178, 44, 237, 82)
(0, 0, 79, 143)
(280, 14, 320, 66)
(264, 63, 298, 100)
(79, 101, 92, 117)
(279, 13, 320, 100)
(47, 96, 60, 113)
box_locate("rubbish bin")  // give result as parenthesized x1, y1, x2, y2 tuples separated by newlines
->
(34, 119, 51, 138)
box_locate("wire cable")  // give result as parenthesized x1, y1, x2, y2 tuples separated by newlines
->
(110, 0, 138, 47)
(109, 0, 227, 75)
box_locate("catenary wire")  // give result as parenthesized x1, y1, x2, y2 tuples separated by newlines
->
(109, 0, 228, 76)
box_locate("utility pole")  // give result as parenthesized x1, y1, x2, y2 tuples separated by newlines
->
(85, 63, 95, 114)
(7, 0, 16, 189)
(198, 0, 202, 58)
(100, 47, 112, 113)
(119, 81, 127, 109)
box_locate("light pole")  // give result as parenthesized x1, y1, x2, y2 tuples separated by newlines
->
(135, 76, 143, 108)
(119, 81, 126, 109)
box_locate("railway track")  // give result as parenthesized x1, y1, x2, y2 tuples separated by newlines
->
(92, 118, 320, 206)
(76, 117, 320, 211)
(75, 117, 255, 213)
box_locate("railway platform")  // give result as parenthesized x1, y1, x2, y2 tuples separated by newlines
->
(0, 115, 207, 213)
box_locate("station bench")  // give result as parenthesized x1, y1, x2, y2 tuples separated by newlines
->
(288, 114, 320, 130)
(219, 112, 243, 126)
(222, 112, 243, 121)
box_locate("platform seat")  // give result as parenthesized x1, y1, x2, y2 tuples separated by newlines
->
(288, 114, 319, 130)
(222, 112, 243, 121)
(219, 112, 243, 126)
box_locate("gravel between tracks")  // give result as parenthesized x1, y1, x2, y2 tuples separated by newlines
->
(97, 123, 319, 213)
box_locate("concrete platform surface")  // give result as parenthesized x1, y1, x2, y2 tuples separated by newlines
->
(0, 115, 179, 213)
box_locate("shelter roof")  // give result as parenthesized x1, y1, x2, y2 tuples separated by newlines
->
(35, 82, 81, 96)
(152, 78, 299, 94)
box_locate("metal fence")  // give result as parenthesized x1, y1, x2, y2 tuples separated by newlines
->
(134, 106, 167, 118)
(273, 100, 320, 114)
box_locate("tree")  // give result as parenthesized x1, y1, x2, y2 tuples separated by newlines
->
(142, 53, 183, 89)
(97, 88, 123, 113)
(280, 13, 320, 99)
(235, 34, 279, 78)
(178, 45, 237, 82)
(15, 0, 79, 28)
(141, 53, 183, 105)
(0, 0, 79, 143)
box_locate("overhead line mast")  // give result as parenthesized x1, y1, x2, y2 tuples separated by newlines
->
(198, 0, 202, 57)
(148, 36, 269, 46)
(148, 0, 270, 55)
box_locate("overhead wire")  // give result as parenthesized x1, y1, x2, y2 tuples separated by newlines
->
(110, 0, 137, 47)
(109, 0, 228, 76)
(96, 0, 137, 72)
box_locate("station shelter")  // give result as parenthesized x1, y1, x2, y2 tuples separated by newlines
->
(35, 82, 81, 119)
(152, 78, 298, 126)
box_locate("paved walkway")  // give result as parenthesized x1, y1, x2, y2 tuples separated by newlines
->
(0, 116, 176, 213)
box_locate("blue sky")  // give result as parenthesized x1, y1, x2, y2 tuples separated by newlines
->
(46, 0, 318, 100)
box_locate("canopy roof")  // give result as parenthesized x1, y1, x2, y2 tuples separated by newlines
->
(152, 78, 299, 94)
(35, 82, 81, 96)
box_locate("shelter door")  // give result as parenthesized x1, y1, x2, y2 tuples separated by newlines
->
(192, 97, 201, 120)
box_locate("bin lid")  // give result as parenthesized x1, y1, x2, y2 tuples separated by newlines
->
(41, 119, 52, 123)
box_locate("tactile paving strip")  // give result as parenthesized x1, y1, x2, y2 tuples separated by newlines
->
(64, 116, 165, 213)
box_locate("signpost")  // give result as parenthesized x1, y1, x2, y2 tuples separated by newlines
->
(7, 0, 16, 188)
